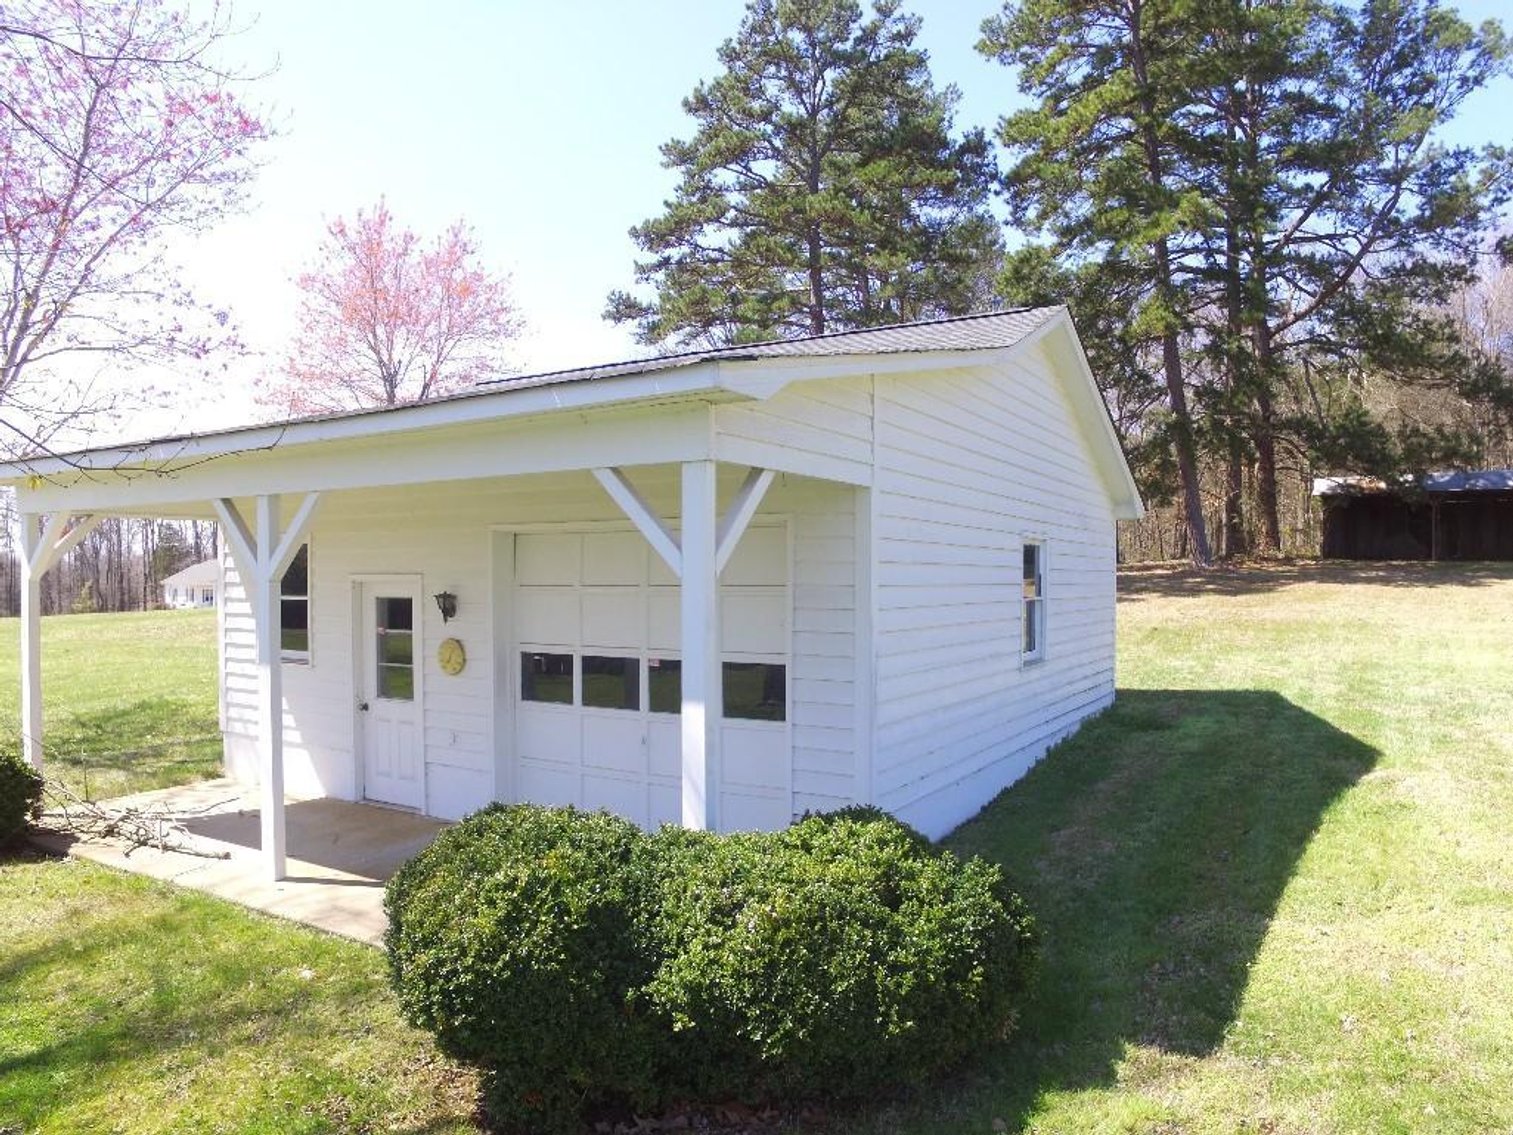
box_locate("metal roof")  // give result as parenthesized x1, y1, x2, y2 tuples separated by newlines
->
(7, 307, 1061, 469)
(1313, 469, 1513, 496)
(473, 306, 1060, 393)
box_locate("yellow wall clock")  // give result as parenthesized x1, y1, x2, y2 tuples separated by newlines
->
(438, 637, 467, 676)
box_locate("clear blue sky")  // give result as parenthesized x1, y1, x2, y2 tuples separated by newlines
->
(161, 0, 1511, 439)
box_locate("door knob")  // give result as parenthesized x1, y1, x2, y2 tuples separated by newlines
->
(358, 701, 370, 712)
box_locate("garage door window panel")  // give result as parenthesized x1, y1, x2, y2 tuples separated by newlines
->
(582, 655, 641, 711)
(522, 651, 574, 704)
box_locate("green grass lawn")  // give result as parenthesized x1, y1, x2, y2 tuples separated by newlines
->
(904, 561, 1513, 1134)
(2, 564, 1511, 1133)
(0, 609, 222, 799)
(0, 854, 478, 1134)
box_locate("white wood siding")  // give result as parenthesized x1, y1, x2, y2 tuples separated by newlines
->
(220, 468, 859, 821)
(868, 346, 1118, 837)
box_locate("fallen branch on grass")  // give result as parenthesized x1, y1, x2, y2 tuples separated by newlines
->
(41, 779, 234, 859)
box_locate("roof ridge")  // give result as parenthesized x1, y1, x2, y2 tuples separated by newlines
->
(476, 306, 1056, 389)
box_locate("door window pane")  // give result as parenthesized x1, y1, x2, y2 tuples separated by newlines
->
(648, 658, 681, 714)
(378, 596, 413, 631)
(377, 664, 414, 700)
(723, 662, 786, 721)
(380, 629, 413, 665)
(582, 655, 640, 711)
(522, 651, 573, 704)
(375, 597, 414, 701)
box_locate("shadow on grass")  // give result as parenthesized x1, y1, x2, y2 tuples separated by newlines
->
(1119, 560, 1513, 600)
(930, 688, 1378, 1131)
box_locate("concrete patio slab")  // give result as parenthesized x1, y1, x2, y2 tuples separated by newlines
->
(30, 779, 447, 946)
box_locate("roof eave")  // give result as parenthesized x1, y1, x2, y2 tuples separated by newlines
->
(0, 361, 733, 483)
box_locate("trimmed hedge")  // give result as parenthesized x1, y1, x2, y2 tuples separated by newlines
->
(385, 804, 1038, 1133)
(385, 806, 660, 1131)
(0, 750, 44, 849)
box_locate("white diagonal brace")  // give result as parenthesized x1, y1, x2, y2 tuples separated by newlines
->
(267, 492, 321, 579)
(48, 515, 102, 568)
(24, 513, 70, 575)
(715, 467, 775, 575)
(592, 466, 683, 577)
(213, 498, 258, 579)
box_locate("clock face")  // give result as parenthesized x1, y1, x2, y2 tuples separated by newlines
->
(438, 637, 466, 676)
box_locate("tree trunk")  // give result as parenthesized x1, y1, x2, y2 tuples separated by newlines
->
(1129, 0, 1211, 567)
(1159, 321, 1213, 566)
(1252, 321, 1283, 553)
(1225, 451, 1247, 558)
(807, 226, 825, 335)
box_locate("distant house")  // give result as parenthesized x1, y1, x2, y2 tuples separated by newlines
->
(161, 559, 221, 608)
(3, 307, 1143, 880)
(1314, 470, 1513, 560)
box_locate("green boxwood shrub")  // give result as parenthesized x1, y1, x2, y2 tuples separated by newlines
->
(384, 805, 660, 1131)
(642, 807, 1039, 1101)
(385, 803, 1039, 1133)
(0, 750, 44, 848)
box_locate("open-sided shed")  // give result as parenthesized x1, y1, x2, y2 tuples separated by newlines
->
(1315, 470, 1513, 561)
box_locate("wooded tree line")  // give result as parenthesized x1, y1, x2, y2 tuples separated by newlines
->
(608, 0, 1513, 564)
(0, 503, 218, 618)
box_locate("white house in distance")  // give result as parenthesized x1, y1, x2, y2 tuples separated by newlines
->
(3, 308, 1142, 880)
(161, 558, 221, 609)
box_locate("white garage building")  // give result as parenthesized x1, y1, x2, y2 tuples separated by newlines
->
(6, 307, 1142, 879)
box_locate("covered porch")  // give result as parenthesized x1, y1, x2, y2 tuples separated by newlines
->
(6, 356, 874, 884)
(32, 779, 446, 945)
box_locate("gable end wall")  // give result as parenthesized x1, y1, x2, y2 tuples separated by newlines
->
(869, 345, 1118, 838)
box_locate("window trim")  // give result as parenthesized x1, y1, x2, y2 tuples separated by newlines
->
(280, 542, 312, 665)
(1022, 539, 1046, 665)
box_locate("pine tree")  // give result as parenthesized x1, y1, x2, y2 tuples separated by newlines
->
(984, 0, 1510, 561)
(607, 0, 1001, 348)
(982, 0, 1217, 565)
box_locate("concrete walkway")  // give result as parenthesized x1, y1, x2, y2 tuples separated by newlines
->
(31, 779, 447, 946)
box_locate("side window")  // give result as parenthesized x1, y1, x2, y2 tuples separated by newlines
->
(1023, 541, 1045, 662)
(280, 544, 311, 663)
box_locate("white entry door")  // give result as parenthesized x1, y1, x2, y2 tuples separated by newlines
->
(357, 581, 424, 809)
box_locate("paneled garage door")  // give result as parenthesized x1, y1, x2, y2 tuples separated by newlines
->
(512, 525, 791, 831)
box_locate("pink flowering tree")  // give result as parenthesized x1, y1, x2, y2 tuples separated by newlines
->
(0, 0, 269, 454)
(262, 201, 522, 415)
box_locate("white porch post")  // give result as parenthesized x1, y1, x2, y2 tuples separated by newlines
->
(592, 463, 776, 833)
(253, 494, 286, 881)
(15, 512, 99, 773)
(680, 460, 721, 830)
(18, 513, 44, 772)
(213, 491, 320, 881)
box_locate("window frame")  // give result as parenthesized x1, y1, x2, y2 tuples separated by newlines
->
(1022, 539, 1046, 665)
(280, 542, 312, 665)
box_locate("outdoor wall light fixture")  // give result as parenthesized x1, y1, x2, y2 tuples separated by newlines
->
(434, 591, 458, 623)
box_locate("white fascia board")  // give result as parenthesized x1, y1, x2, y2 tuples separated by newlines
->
(13, 400, 718, 514)
(1014, 309, 1146, 521)
(0, 361, 731, 482)
(714, 348, 1007, 398)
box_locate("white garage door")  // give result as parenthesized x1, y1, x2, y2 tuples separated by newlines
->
(511, 526, 791, 831)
